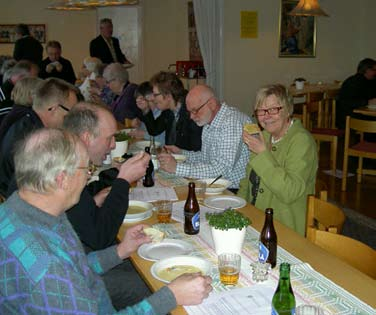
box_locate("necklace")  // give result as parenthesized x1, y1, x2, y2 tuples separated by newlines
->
(271, 119, 294, 144)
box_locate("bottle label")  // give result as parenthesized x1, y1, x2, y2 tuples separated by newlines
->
(258, 242, 269, 263)
(271, 307, 295, 314)
(191, 212, 200, 231)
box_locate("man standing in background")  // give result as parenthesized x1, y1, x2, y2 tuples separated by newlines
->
(13, 24, 43, 65)
(90, 18, 132, 65)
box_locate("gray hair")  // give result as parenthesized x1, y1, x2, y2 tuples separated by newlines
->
(33, 78, 76, 111)
(3, 60, 33, 83)
(103, 63, 129, 84)
(63, 102, 110, 138)
(254, 84, 294, 117)
(83, 56, 102, 74)
(14, 128, 81, 193)
(11, 77, 43, 106)
(100, 18, 113, 26)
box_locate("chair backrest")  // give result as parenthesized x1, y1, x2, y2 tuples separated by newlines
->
(307, 91, 324, 103)
(311, 230, 376, 279)
(323, 89, 339, 128)
(306, 195, 345, 239)
(302, 100, 324, 130)
(344, 116, 376, 144)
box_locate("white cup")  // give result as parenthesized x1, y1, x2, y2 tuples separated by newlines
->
(111, 140, 128, 159)
(295, 81, 304, 90)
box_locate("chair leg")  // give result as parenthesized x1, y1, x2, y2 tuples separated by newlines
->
(331, 138, 337, 176)
(357, 157, 363, 183)
(342, 152, 349, 191)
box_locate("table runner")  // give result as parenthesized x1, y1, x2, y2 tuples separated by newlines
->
(153, 221, 374, 315)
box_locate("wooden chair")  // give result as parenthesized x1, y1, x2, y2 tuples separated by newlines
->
(309, 229, 376, 279)
(303, 95, 344, 175)
(315, 178, 328, 200)
(306, 195, 345, 240)
(341, 116, 376, 191)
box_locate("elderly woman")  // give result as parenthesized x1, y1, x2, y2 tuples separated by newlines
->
(78, 56, 102, 101)
(238, 84, 317, 235)
(103, 62, 141, 123)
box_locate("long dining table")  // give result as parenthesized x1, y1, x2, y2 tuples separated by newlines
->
(288, 82, 341, 97)
(353, 106, 376, 117)
(118, 180, 375, 315)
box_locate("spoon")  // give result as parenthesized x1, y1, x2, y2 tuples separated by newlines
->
(209, 175, 222, 186)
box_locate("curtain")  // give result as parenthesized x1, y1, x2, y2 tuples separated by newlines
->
(192, 0, 224, 99)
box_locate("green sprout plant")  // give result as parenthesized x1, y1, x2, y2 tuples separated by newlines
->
(115, 132, 131, 142)
(206, 208, 251, 231)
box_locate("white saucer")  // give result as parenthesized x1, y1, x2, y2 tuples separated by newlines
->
(204, 195, 247, 210)
(138, 239, 193, 261)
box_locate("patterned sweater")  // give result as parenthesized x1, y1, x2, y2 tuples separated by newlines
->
(0, 192, 176, 314)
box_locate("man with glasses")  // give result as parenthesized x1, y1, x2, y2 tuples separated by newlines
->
(0, 78, 78, 197)
(136, 71, 202, 151)
(158, 84, 251, 190)
(62, 102, 152, 310)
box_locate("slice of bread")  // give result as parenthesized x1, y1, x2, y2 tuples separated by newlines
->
(143, 227, 165, 243)
(243, 123, 260, 135)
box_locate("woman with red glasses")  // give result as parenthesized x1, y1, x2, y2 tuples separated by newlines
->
(238, 84, 317, 236)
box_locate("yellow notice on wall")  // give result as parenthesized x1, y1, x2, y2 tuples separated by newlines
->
(240, 11, 258, 38)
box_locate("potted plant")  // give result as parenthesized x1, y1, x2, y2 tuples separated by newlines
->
(111, 132, 131, 159)
(206, 208, 251, 255)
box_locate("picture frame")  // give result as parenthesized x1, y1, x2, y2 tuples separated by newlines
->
(278, 0, 316, 58)
(0, 24, 46, 44)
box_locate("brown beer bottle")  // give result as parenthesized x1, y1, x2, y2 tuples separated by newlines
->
(142, 147, 154, 187)
(259, 208, 277, 268)
(184, 182, 200, 235)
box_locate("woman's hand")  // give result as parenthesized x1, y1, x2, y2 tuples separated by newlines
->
(242, 130, 267, 154)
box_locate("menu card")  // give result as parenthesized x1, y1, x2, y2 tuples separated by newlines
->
(129, 187, 178, 202)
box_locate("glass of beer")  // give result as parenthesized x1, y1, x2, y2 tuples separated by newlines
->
(193, 180, 206, 202)
(218, 253, 241, 285)
(154, 200, 172, 223)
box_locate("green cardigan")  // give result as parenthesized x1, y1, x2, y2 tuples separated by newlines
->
(238, 119, 318, 236)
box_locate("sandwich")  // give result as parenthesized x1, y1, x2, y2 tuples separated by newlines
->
(243, 123, 260, 135)
(143, 227, 165, 243)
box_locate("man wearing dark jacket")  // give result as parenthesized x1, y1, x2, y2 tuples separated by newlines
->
(90, 18, 131, 65)
(13, 24, 43, 65)
(62, 102, 151, 310)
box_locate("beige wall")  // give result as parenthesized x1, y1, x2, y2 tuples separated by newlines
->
(0, 0, 375, 117)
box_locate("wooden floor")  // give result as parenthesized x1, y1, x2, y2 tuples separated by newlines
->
(316, 141, 376, 220)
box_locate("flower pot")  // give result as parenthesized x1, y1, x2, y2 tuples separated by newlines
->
(111, 140, 128, 159)
(211, 226, 246, 255)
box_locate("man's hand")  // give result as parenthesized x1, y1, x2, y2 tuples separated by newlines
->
(163, 145, 181, 154)
(93, 187, 111, 206)
(116, 224, 151, 259)
(117, 151, 150, 184)
(158, 152, 177, 173)
(168, 273, 212, 305)
(242, 129, 266, 154)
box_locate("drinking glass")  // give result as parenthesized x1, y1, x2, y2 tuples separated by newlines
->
(193, 180, 206, 202)
(154, 200, 172, 223)
(218, 253, 241, 285)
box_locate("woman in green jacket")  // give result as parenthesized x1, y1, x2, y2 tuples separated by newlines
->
(238, 84, 317, 236)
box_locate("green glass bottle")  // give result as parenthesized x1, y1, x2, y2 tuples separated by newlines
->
(271, 263, 296, 315)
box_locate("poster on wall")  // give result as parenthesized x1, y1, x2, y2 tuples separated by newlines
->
(0, 24, 46, 44)
(188, 2, 202, 61)
(278, 0, 316, 57)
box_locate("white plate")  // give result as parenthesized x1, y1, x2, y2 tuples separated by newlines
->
(204, 195, 247, 210)
(134, 140, 161, 150)
(151, 255, 212, 283)
(138, 239, 193, 261)
(172, 154, 187, 163)
(366, 104, 376, 110)
(201, 178, 231, 194)
(124, 200, 154, 223)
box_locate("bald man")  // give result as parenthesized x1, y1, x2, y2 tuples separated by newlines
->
(158, 84, 252, 190)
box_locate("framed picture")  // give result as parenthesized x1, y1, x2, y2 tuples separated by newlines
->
(278, 0, 316, 57)
(0, 24, 46, 44)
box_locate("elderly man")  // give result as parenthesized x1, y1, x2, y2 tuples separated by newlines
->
(63, 102, 150, 309)
(90, 18, 131, 65)
(103, 62, 140, 123)
(159, 84, 251, 190)
(0, 128, 212, 314)
(39, 40, 77, 84)
(136, 71, 202, 151)
(0, 78, 77, 197)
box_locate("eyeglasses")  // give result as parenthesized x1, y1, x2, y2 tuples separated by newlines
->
(189, 97, 211, 115)
(153, 92, 162, 98)
(76, 165, 94, 177)
(48, 104, 70, 112)
(254, 106, 283, 116)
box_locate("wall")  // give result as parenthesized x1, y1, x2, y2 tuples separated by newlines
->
(223, 0, 376, 115)
(0, 0, 96, 74)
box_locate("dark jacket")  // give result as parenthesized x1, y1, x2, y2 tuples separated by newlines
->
(0, 109, 44, 196)
(0, 104, 30, 141)
(39, 57, 77, 84)
(13, 35, 43, 65)
(0, 80, 15, 125)
(90, 35, 128, 64)
(142, 101, 202, 151)
(337, 73, 376, 128)
(66, 178, 130, 251)
(110, 82, 141, 123)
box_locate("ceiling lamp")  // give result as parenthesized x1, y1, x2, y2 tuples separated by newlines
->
(289, 0, 329, 17)
(46, 1, 94, 10)
(46, 0, 138, 10)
